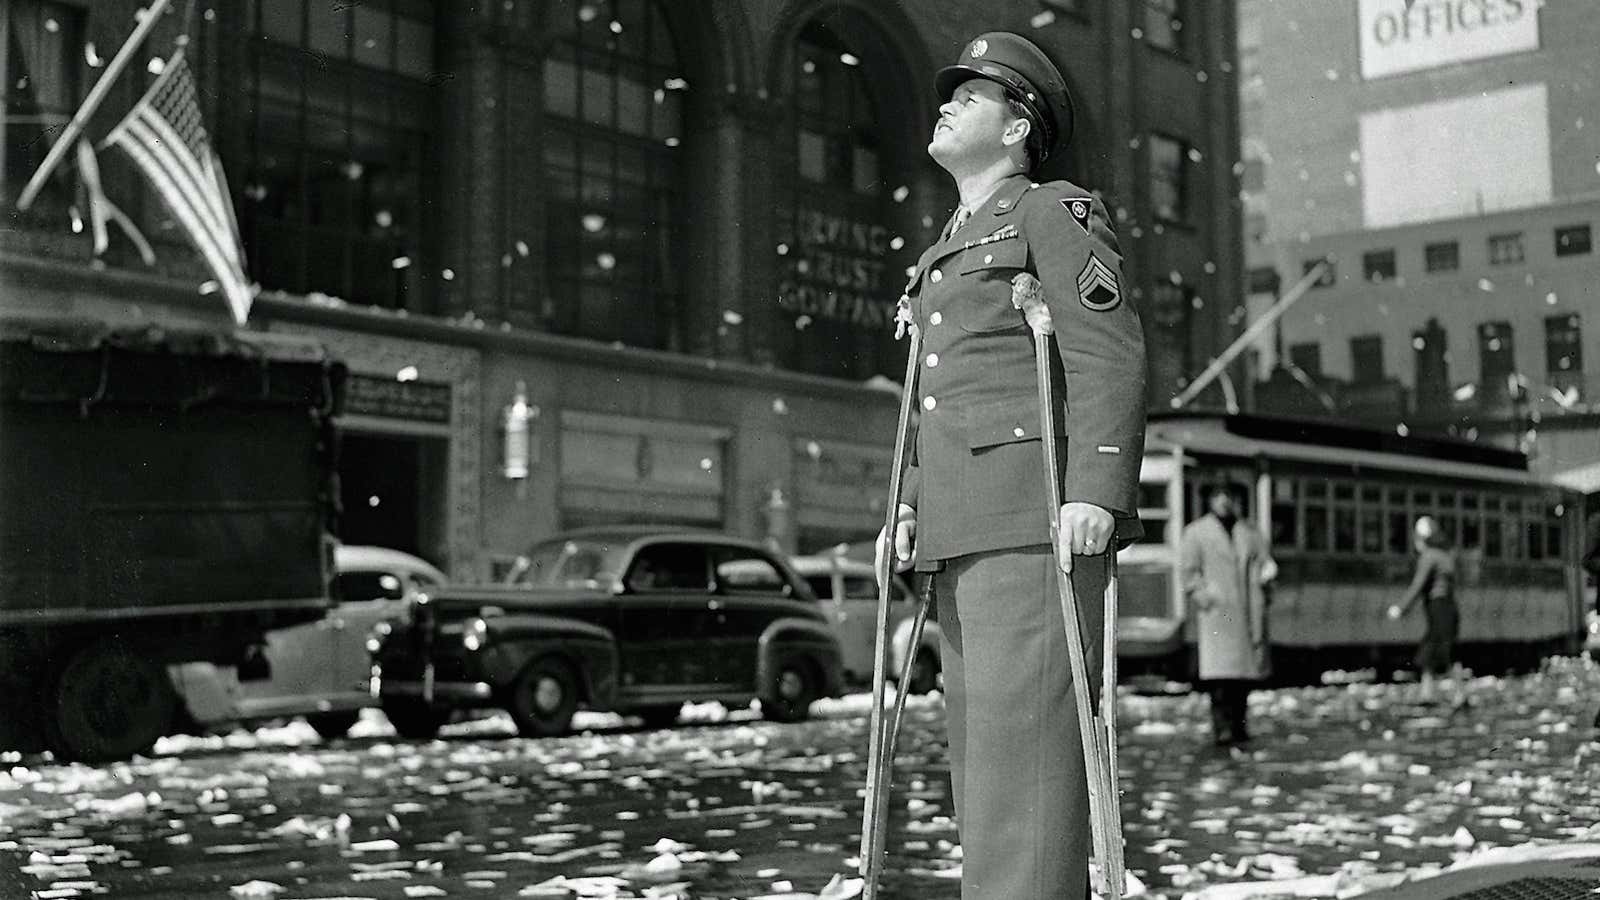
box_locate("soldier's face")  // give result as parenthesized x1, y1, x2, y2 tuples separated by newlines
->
(929, 79, 1018, 168)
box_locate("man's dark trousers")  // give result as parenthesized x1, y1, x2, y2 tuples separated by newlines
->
(935, 545, 1109, 900)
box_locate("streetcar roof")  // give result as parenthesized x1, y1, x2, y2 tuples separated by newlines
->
(1145, 412, 1564, 490)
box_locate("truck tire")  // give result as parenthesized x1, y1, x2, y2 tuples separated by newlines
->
(48, 638, 177, 763)
(760, 654, 817, 723)
(508, 656, 578, 738)
(381, 698, 447, 740)
(306, 710, 362, 741)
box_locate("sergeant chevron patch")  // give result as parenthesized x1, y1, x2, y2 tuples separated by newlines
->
(1061, 197, 1093, 235)
(1076, 254, 1122, 311)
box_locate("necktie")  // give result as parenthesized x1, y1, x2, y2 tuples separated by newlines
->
(951, 205, 972, 234)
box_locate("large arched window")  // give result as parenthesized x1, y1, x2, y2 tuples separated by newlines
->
(775, 20, 913, 381)
(542, 0, 684, 349)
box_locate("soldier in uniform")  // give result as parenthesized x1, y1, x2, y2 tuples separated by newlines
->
(876, 31, 1148, 900)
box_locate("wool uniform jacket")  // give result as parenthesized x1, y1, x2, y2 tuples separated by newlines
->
(900, 173, 1148, 571)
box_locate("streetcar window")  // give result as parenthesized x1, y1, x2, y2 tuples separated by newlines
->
(1275, 479, 1296, 502)
(1438, 491, 1458, 509)
(1411, 489, 1433, 508)
(1334, 482, 1356, 502)
(1304, 480, 1328, 500)
(1360, 508, 1384, 553)
(1485, 495, 1503, 512)
(1387, 487, 1407, 507)
(1526, 521, 1545, 560)
(1305, 502, 1330, 552)
(1463, 493, 1480, 511)
(1360, 485, 1382, 505)
(1333, 507, 1356, 552)
(1388, 511, 1410, 555)
(1484, 517, 1503, 557)
(1461, 516, 1482, 550)
(1272, 500, 1298, 549)
(1439, 514, 1458, 546)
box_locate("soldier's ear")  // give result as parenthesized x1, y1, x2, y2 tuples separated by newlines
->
(1001, 116, 1031, 149)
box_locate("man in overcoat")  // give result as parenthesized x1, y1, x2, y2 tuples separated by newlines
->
(876, 31, 1148, 900)
(1179, 483, 1277, 747)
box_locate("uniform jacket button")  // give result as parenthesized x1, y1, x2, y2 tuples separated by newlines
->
(1013, 426, 1026, 438)
(984, 254, 994, 264)
(930, 269, 943, 283)
(930, 311, 943, 325)
(923, 396, 937, 411)
(926, 353, 940, 367)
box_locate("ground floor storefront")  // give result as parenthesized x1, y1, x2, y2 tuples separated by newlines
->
(1, 255, 902, 579)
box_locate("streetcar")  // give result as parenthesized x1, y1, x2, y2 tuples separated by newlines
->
(1116, 412, 1587, 683)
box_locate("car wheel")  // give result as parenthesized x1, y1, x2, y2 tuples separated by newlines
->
(760, 655, 817, 723)
(48, 637, 177, 763)
(306, 710, 363, 741)
(381, 698, 447, 740)
(635, 704, 681, 729)
(508, 657, 578, 738)
(906, 648, 940, 695)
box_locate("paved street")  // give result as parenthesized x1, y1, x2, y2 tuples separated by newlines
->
(3, 658, 1599, 900)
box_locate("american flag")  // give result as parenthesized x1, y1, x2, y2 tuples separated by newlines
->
(100, 48, 254, 325)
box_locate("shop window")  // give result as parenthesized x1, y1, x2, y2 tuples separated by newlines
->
(1142, 0, 1185, 54)
(1488, 232, 1524, 266)
(1288, 342, 1322, 377)
(1478, 321, 1515, 380)
(1149, 133, 1189, 223)
(3, 1, 83, 211)
(1546, 314, 1582, 386)
(1424, 240, 1459, 273)
(1362, 249, 1396, 283)
(1555, 224, 1591, 258)
(1350, 335, 1384, 383)
(542, 0, 683, 348)
(1302, 257, 1335, 287)
(235, 0, 436, 310)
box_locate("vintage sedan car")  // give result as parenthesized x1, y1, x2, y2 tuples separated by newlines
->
(373, 528, 845, 739)
(787, 552, 943, 694)
(166, 545, 447, 739)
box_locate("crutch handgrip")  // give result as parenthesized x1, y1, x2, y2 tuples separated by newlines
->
(1011, 273, 1054, 336)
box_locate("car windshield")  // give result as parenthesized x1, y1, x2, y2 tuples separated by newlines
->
(503, 539, 629, 588)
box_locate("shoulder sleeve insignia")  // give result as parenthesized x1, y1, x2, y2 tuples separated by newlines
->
(1060, 197, 1093, 235)
(1076, 254, 1122, 311)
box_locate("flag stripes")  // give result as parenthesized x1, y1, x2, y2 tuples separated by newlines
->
(101, 49, 253, 324)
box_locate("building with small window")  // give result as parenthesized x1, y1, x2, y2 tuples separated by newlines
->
(2, 0, 1243, 575)
(1237, 0, 1600, 476)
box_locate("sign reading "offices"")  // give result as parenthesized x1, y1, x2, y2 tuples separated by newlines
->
(1358, 0, 1538, 79)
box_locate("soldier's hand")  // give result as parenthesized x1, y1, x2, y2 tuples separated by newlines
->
(874, 504, 917, 589)
(1057, 502, 1114, 573)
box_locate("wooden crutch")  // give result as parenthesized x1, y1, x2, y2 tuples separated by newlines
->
(1013, 275, 1126, 898)
(860, 302, 923, 899)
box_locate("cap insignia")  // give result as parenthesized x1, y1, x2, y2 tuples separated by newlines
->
(970, 39, 989, 58)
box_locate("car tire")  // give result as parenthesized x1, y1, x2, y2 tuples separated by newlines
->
(306, 710, 363, 741)
(760, 655, 817, 723)
(906, 648, 940, 695)
(48, 637, 177, 763)
(507, 657, 578, 738)
(635, 704, 681, 729)
(381, 698, 447, 740)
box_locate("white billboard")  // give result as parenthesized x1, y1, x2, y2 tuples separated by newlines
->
(1359, 83, 1550, 228)
(1358, 0, 1540, 79)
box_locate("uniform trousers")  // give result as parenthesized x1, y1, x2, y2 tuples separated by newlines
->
(933, 545, 1108, 900)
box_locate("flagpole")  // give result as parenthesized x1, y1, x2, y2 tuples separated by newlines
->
(17, 0, 174, 211)
(1169, 259, 1329, 410)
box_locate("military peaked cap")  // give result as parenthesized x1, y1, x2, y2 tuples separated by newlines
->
(935, 32, 1076, 163)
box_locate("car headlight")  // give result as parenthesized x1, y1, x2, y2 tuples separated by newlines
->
(464, 617, 489, 651)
